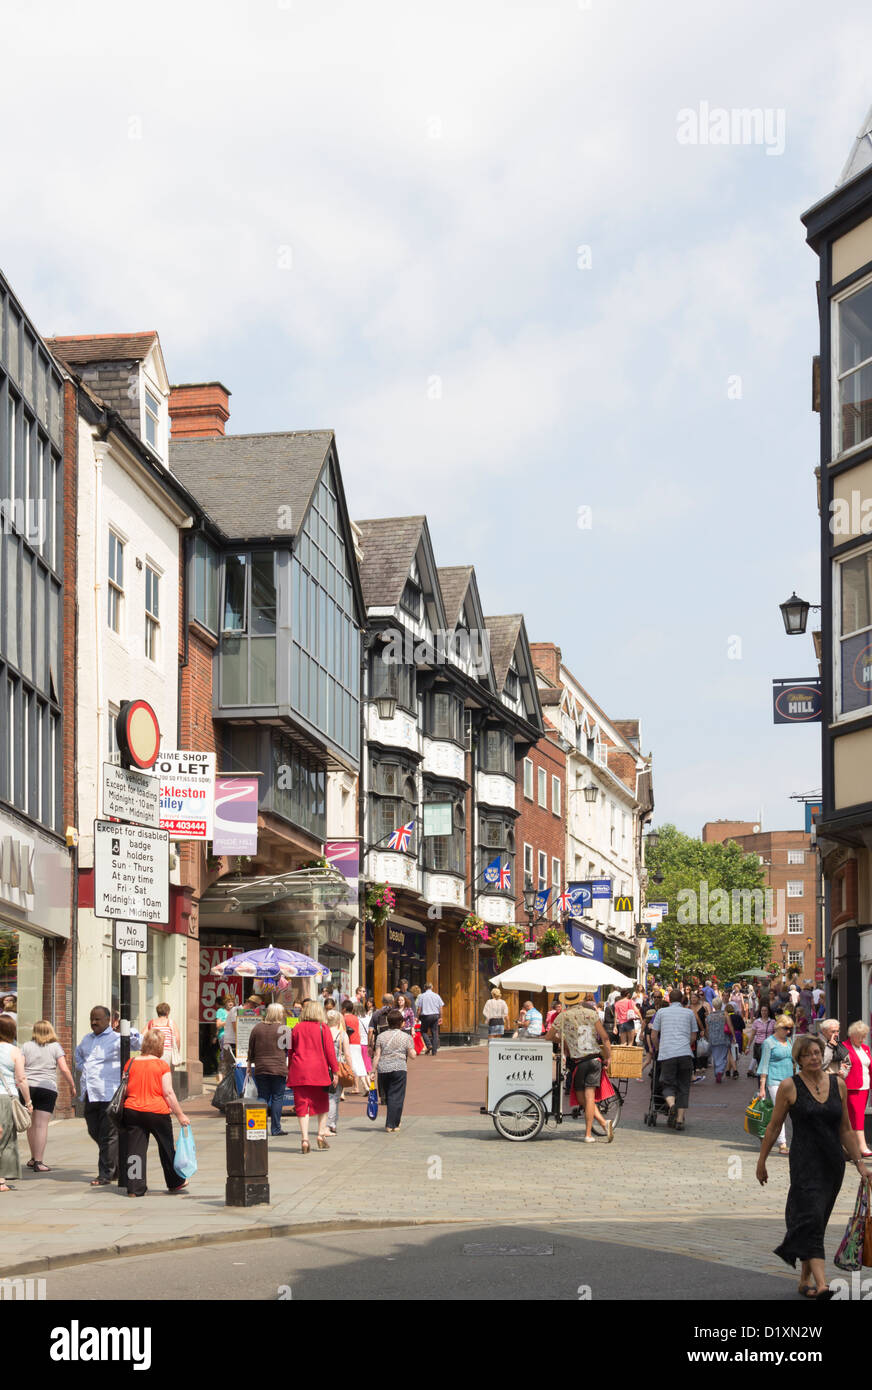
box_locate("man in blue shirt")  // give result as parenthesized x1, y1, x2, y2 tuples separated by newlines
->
(75, 1006, 140, 1186)
(702, 980, 716, 1006)
(416, 982, 445, 1055)
(651, 989, 698, 1130)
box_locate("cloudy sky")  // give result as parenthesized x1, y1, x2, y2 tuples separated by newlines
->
(4, 0, 869, 834)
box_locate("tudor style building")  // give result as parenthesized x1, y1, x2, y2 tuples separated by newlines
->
(355, 520, 544, 1041)
(801, 108, 872, 1027)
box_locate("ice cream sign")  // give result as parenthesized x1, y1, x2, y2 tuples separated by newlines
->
(156, 751, 215, 840)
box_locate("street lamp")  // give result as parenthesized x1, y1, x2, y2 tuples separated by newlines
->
(373, 694, 397, 721)
(646, 829, 660, 850)
(779, 593, 820, 636)
(583, 784, 598, 804)
(522, 883, 539, 943)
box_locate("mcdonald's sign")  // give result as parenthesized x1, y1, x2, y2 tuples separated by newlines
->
(614, 895, 634, 913)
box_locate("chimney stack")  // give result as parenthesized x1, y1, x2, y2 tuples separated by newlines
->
(169, 382, 231, 439)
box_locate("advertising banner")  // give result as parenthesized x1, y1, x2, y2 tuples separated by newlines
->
(212, 776, 259, 855)
(199, 946, 241, 1023)
(156, 751, 215, 840)
(324, 839, 360, 913)
(772, 679, 823, 724)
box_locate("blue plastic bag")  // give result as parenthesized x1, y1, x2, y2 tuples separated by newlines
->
(366, 1087, 378, 1121)
(173, 1125, 197, 1181)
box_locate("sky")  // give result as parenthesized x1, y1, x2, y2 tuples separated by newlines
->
(3, 0, 869, 836)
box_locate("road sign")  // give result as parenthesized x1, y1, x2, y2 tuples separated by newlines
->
(116, 700, 162, 769)
(94, 821, 169, 923)
(114, 921, 148, 952)
(156, 751, 215, 840)
(120, 952, 138, 977)
(246, 1108, 268, 1141)
(102, 763, 160, 827)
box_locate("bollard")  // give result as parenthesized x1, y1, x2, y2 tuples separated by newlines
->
(225, 1098, 270, 1206)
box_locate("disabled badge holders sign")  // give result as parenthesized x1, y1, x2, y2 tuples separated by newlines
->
(245, 1107, 267, 1141)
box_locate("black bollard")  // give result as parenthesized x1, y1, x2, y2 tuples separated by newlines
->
(225, 1098, 270, 1206)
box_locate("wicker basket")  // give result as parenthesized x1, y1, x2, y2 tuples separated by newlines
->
(607, 1046, 644, 1079)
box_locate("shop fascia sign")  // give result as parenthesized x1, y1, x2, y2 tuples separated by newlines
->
(0, 833, 35, 901)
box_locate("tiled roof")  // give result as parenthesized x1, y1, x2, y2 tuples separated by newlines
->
(355, 517, 426, 607)
(484, 615, 522, 691)
(437, 566, 473, 626)
(169, 431, 333, 541)
(538, 688, 561, 705)
(45, 332, 158, 365)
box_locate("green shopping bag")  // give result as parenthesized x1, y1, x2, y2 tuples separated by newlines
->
(744, 1095, 773, 1138)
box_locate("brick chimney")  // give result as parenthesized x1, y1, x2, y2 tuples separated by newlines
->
(169, 382, 231, 439)
(529, 641, 562, 684)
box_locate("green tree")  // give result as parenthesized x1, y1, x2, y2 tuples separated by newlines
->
(645, 824, 770, 983)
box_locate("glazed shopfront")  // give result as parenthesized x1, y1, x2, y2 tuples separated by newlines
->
(0, 808, 72, 1039)
(365, 919, 427, 995)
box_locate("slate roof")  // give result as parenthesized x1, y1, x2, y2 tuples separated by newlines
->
(484, 615, 523, 691)
(355, 517, 426, 608)
(838, 103, 872, 187)
(46, 331, 158, 365)
(612, 719, 640, 745)
(437, 566, 473, 626)
(169, 431, 334, 541)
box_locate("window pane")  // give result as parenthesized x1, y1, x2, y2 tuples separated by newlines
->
(251, 553, 276, 635)
(839, 363, 872, 452)
(842, 551, 872, 635)
(5, 533, 18, 669)
(251, 637, 276, 704)
(220, 636, 247, 704)
(223, 555, 247, 630)
(21, 552, 33, 681)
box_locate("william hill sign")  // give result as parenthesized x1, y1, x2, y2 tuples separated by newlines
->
(773, 679, 822, 724)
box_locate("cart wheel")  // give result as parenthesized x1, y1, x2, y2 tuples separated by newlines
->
(650, 1114, 657, 1126)
(593, 1091, 623, 1134)
(492, 1090, 548, 1142)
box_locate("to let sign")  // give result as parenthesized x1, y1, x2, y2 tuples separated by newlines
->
(156, 751, 215, 840)
(93, 821, 170, 924)
(102, 763, 160, 827)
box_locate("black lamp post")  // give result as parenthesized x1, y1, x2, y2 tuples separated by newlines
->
(522, 883, 538, 942)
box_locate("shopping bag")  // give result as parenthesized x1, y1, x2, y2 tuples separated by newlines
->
(173, 1126, 198, 1181)
(835, 1177, 869, 1271)
(281, 1085, 296, 1115)
(743, 1096, 772, 1138)
(242, 1074, 259, 1101)
(413, 1033, 425, 1055)
(366, 1085, 378, 1121)
(211, 1070, 239, 1111)
(696, 1038, 710, 1059)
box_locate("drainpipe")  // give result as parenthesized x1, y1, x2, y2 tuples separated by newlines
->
(93, 438, 105, 822)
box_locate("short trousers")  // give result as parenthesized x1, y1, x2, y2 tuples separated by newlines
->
(619, 1022, 635, 1035)
(570, 1055, 602, 1090)
(29, 1086, 58, 1114)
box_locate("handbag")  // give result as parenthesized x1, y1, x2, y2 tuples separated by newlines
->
(106, 1059, 133, 1127)
(1, 1072, 31, 1132)
(835, 1177, 869, 1271)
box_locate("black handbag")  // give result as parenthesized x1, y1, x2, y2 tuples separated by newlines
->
(107, 1059, 133, 1127)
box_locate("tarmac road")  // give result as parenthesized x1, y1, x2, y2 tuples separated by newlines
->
(39, 1222, 795, 1301)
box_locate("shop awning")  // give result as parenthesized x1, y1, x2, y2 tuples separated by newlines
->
(202, 865, 355, 914)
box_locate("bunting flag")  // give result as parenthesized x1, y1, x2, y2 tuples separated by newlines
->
(387, 820, 415, 852)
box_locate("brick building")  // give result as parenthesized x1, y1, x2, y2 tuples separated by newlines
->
(702, 821, 820, 986)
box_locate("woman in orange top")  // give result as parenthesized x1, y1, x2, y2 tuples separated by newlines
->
(122, 1029, 190, 1197)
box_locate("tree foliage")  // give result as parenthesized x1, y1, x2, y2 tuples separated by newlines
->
(645, 823, 770, 982)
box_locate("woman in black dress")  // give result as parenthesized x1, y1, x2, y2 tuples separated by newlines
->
(757, 1033, 867, 1299)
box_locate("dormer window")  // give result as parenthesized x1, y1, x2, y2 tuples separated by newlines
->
(505, 663, 519, 700)
(400, 578, 422, 620)
(144, 386, 161, 450)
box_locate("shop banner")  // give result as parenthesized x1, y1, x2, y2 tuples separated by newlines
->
(325, 839, 360, 913)
(212, 776, 259, 855)
(804, 802, 822, 833)
(566, 922, 605, 961)
(157, 751, 215, 840)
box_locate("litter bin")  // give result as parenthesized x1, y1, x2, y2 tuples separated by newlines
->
(225, 1098, 270, 1206)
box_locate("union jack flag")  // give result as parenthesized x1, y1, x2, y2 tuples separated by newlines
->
(499, 862, 512, 891)
(387, 820, 415, 852)
(557, 889, 573, 913)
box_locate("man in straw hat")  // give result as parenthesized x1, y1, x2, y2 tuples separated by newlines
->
(546, 991, 614, 1143)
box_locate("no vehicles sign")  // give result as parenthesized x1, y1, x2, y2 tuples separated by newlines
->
(94, 821, 170, 924)
(156, 751, 215, 840)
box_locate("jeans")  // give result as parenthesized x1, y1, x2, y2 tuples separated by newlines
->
(254, 1073, 287, 1135)
(420, 1016, 440, 1054)
(84, 1098, 119, 1180)
(768, 1081, 788, 1146)
(328, 1086, 340, 1131)
(380, 1069, 407, 1128)
(123, 1108, 185, 1195)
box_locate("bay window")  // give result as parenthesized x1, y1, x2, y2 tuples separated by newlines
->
(835, 545, 872, 717)
(480, 726, 515, 777)
(421, 782, 465, 874)
(835, 278, 872, 455)
(369, 756, 418, 853)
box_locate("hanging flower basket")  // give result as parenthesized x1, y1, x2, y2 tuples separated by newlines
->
(493, 925, 527, 968)
(366, 882, 395, 928)
(533, 926, 572, 958)
(459, 913, 489, 945)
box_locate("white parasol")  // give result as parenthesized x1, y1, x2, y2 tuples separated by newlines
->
(490, 954, 636, 994)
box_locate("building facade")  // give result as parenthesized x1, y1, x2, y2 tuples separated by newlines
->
(0, 274, 74, 1081)
(802, 111, 872, 1028)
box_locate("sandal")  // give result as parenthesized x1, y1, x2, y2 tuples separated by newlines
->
(0, 1183, 12, 1192)
(316, 1136, 330, 1150)
(301, 1141, 310, 1154)
(778, 1144, 789, 1156)
(32, 1162, 52, 1172)
(90, 1177, 112, 1186)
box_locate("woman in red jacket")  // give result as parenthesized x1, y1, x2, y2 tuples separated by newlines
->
(843, 1020, 872, 1158)
(287, 1000, 338, 1153)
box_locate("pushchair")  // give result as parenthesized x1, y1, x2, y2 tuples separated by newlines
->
(642, 1057, 672, 1127)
